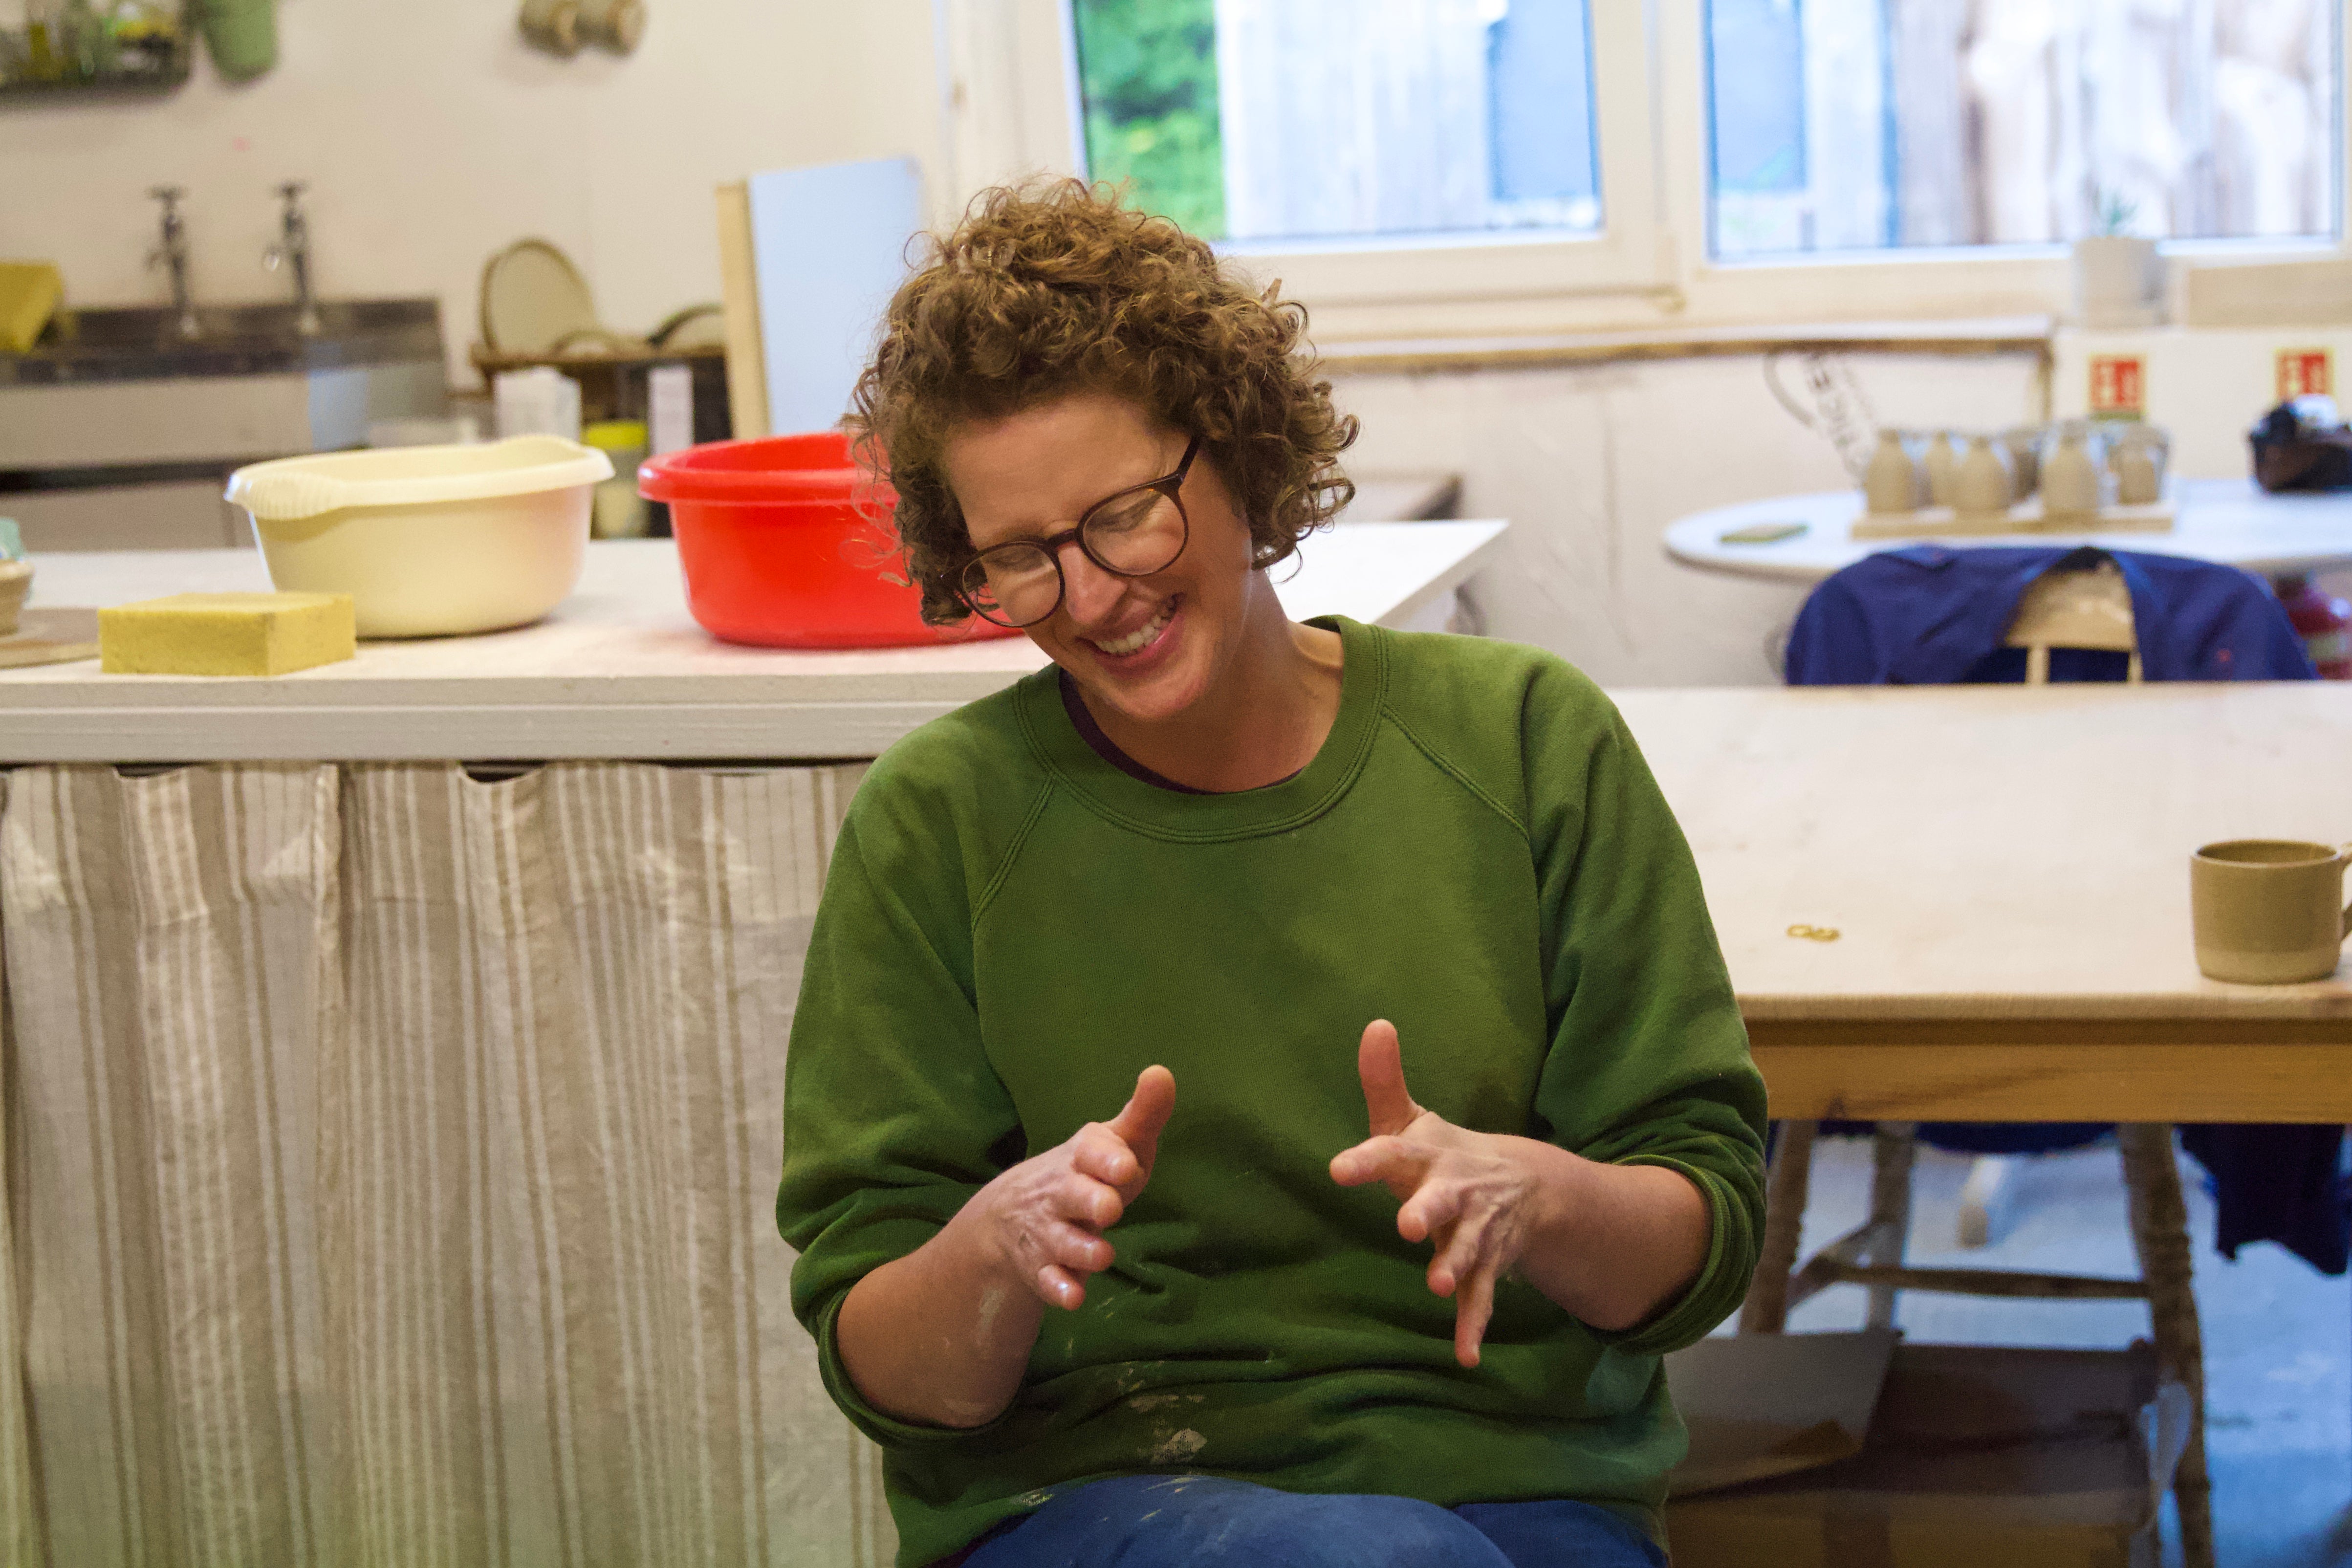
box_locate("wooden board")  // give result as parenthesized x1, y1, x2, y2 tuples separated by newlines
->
(714, 179, 769, 440)
(1753, 1040, 2352, 1123)
(1850, 497, 2174, 540)
(0, 606, 98, 669)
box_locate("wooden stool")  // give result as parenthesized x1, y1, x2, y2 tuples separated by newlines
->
(1740, 1120, 2212, 1568)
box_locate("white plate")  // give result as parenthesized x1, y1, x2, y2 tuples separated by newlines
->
(479, 238, 599, 355)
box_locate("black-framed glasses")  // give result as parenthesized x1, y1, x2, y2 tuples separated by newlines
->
(957, 435, 1202, 628)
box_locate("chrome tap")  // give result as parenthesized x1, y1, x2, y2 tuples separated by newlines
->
(262, 180, 321, 337)
(146, 185, 201, 341)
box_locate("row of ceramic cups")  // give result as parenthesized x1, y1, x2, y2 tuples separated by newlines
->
(1863, 421, 2170, 518)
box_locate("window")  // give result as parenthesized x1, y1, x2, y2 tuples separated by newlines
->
(1069, 0, 1601, 248)
(945, 0, 2352, 331)
(1707, 0, 2343, 261)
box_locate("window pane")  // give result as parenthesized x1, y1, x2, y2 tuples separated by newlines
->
(1071, 0, 1601, 246)
(1707, 0, 2342, 260)
(1069, 0, 1228, 239)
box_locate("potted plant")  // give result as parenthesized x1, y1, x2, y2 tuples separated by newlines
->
(2072, 190, 2163, 328)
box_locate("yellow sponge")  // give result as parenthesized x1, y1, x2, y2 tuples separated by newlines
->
(100, 592, 357, 676)
(0, 262, 63, 355)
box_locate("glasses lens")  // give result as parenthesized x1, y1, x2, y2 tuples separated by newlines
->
(963, 544, 1059, 627)
(1082, 488, 1187, 577)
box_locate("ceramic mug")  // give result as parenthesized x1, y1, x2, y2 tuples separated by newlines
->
(1922, 432, 1961, 508)
(2040, 427, 2107, 521)
(1863, 429, 1922, 516)
(2191, 840, 2352, 984)
(2108, 423, 2169, 506)
(1954, 435, 2014, 519)
(518, 0, 582, 55)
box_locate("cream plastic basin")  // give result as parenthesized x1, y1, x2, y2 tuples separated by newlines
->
(225, 436, 613, 638)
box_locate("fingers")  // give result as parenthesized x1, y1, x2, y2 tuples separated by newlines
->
(1019, 1209, 1119, 1312)
(1070, 1126, 1139, 1191)
(1397, 1180, 1466, 1249)
(1034, 1216, 1114, 1275)
(1356, 1019, 1420, 1137)
(1034, 1263, 1087, 1311)
(1425, 1200, 1492, 1295)
(1050, 1168, 1124, 1230)
(1328, 1134, 1431, 1198)
(1103, 1065, 1176, 1180)
(1453, 1265, 1498, 1369)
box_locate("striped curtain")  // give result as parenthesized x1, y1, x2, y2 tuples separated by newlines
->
(0, 760, 897, 1568)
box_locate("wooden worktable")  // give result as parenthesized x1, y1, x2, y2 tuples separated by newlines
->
(1616, 681, 2352, 1125)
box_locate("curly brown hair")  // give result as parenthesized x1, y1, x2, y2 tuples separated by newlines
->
(848, 180, 1357, 625)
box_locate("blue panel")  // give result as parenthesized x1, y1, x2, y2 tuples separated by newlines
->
(1488, 0, 1598, 204)
(745, 157, 926, 437)
(1708, 0, 1806, 193)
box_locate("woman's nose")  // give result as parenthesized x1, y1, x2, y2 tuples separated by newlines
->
(1057, 542, 1126, 625)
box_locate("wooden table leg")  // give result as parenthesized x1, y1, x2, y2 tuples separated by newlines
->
(2118, 1123, 2213, 1568)
(1742, 1119, 1817, 1334)
(1864, 1122, 1916, 1330)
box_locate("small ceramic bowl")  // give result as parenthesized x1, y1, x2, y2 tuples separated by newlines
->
(0, 560, 30, 638)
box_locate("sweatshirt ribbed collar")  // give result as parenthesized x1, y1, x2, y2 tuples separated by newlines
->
(1014, 614, 1386, 842)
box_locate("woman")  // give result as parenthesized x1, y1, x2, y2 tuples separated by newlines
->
(777, 183, 1765, 1568)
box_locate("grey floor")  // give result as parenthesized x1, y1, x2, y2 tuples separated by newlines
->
(1756, 1133, 2352, 1568)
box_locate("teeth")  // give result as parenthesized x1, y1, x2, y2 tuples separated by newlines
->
(1094, 600, 1174, 656)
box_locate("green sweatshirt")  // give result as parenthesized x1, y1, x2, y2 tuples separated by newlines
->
(777, 616, 1766, 1566)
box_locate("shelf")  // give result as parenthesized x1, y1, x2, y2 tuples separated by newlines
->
(471, 342, 726, 374)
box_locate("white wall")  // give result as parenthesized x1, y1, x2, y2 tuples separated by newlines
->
(3, 15, 2062, 688)
(0, 0, 946, 384)
(1333, 351, 2045, 687)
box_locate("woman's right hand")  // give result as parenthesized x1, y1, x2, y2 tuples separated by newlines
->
(966, 1065, 1175, 1310)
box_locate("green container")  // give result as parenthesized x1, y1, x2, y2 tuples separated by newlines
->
(202, 0, 275, 81)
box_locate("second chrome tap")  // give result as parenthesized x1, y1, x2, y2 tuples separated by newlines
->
(263, 180, 321, 337)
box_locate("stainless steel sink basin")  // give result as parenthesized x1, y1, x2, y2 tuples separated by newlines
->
(0, 293, 450, 489)
(1, 298, 444, 386)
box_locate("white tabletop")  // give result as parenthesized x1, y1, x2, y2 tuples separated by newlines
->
(1663, 478, 2352, 585)
(0, 521, 1505, 762)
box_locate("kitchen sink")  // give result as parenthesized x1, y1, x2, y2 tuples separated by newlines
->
(2, 298, 444, 387)
(0, 296, 450, 546)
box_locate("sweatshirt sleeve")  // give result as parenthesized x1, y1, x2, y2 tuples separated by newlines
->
(776, 773, 1028, 1446)
(1523, 669, 1768, 1356)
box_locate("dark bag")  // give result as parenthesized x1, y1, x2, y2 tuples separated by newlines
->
(2250, 399, 2352, 492)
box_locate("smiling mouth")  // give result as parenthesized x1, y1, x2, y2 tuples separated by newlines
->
(1087, 596, 1178, 658)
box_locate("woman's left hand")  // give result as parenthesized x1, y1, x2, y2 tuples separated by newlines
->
(1328, 1019, 1549, 1369)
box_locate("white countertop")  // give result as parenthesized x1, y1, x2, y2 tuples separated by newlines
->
(0, 521, 1505, 762)
(1663, 477, 2352, 584)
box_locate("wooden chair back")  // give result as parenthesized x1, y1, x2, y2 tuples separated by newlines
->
(2003, 559, 2141, 684)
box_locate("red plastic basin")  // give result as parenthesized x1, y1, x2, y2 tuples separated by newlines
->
(637, 431, 1019, 649)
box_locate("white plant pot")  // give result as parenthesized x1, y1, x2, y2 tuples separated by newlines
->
(2073, 236, 2164, 329)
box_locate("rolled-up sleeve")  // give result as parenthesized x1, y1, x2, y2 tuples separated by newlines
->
(777, 782, 1024, 1444)
(1523, 682, 1768, 1357)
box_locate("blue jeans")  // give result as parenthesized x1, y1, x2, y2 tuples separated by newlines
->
(959, 1475, 1666, 1568)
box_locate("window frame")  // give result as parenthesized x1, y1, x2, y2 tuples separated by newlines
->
(936, 0, 2352, 335)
